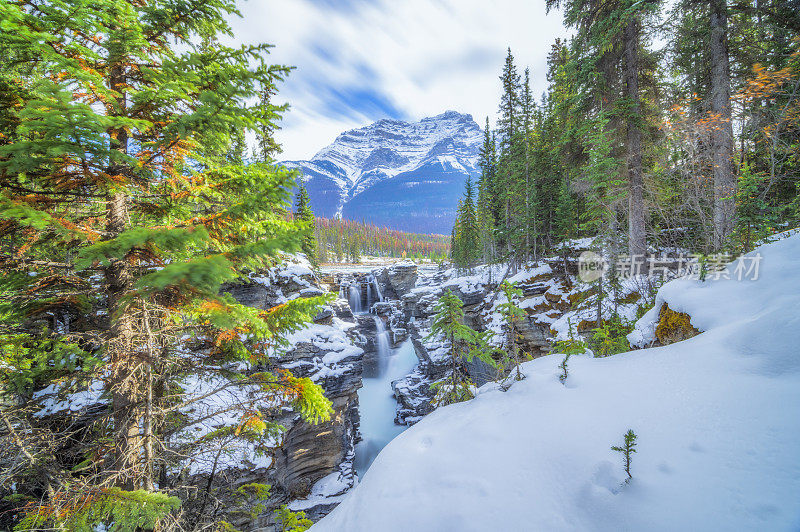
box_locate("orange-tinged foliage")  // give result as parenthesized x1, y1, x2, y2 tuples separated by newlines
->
(737, 40, 800, 143)
(214, 328, 240, 348)
(235, 411, 267, 435)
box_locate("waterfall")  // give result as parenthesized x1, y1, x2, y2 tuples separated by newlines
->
(348, 283, 362, 314)
(370, 274, 383, 302)
(366, 282, 373, 310)
(354, 320, 418, 477)
(373, 316, 391, 374)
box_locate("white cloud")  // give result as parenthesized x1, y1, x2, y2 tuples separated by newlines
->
(227, 0, 570, 160)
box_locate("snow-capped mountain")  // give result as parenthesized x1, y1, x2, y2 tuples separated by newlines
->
(284, 111, 482, 234)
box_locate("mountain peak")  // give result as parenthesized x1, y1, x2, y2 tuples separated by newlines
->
(284, 112, 482, 233)
(424, 110, 473, 122)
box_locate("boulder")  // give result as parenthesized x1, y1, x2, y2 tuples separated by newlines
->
(392, 367, 435, 425)
(655, 303, 700, 345)
(386, 261, 418, 297)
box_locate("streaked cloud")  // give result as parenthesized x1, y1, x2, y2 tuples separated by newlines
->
(226, 0, 570, 160)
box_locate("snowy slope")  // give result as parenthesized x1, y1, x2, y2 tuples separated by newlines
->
(284, 111, 482, 234)
(313, 234, 800, 531)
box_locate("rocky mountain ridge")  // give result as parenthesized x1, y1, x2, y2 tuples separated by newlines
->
(283, 111, 482, 234)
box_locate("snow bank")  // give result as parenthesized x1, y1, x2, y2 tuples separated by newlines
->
(314, 234, 800, 531)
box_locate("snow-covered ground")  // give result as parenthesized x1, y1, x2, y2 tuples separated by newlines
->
(313, 234, 800, 531)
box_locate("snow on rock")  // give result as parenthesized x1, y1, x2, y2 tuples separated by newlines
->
(282, 323, 364, 383)
(289, 464, 354, 512)
(313, 234, 800, 531)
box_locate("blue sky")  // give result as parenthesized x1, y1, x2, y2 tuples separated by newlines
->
(227, 0, 569, 160)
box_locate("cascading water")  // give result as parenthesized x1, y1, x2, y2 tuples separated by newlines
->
(354, 318, 418, 477)
(348, 283, 363, 314)
(372, 276, 383, 302)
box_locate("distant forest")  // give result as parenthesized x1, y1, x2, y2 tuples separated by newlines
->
(314, 217, 450, 263)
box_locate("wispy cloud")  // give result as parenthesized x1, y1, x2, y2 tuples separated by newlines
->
(226, 0, 569, 160)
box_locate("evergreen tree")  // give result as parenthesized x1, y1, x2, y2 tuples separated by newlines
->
(477, 118, 499, 262)
(547, 0, 660, 259)
(553, 179, 578, 243)
(496, 48, 525, 261)
(451, 200, 463, 267)
(427, 290, 495, 406)
(255, 86, 284, 162)
(295, 184, 318, 267)
(0, 1, 332, 528)
(520, 68, 539, 260)
(611, 429, 638, 480)
(497, 281, 527, 384)
(452, 177, 480, 271)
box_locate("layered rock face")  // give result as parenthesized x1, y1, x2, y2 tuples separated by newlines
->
(215, 258, 365, 530)
(373, 247, 647, 426)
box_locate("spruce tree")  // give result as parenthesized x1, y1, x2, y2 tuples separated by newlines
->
(477, 118, 499, 263)
(611, 429, 638, 480)
(0, 0, 332, 528)
(547, 0, 659, 260)
(295, 184, 319, 267)
(520, 68, 538, 260)
(428, 290, 495, 406)
(554, 179, 578, 242)
(452, 177, 480, 271)
(497, 281, 527, 384)
(496, 49, 525, 261)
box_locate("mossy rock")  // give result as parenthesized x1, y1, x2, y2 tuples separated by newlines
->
(528, 272, 553, 283)
(617, 291, 641, 305)
(544, 290, 564, 304)
(577, 318, 601, 332)
(655, 303, 700, 345)
(530, 301, 552, 313)
(568, 288, 595, 306)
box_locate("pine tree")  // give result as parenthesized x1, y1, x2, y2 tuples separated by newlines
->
(611, 429, 638, 480)
(520, 68, 539, 260)
(452, 177, 480, 271)
(547, 0, 660, 261)
(709, 0, 736, 250)
(255, 86, 284, 162)
(496, 48, 525, 261)
(274, 505, 313, 532)
(451, 201, 463, 267)
(554, 178, 578, 242)
(477, 118, 499, 262)
(427, 290, 495, 406)
(497, 281, 527, 384)
(295, 184, 318, 267)
(0, 1, 332, 528)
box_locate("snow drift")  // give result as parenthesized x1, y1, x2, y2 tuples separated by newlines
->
(313, 234, 800, 531)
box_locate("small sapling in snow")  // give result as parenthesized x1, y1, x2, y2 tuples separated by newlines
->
(552, 318, 587, 384)
(559, 355, 570, 383)
(611, 429, 637, 481)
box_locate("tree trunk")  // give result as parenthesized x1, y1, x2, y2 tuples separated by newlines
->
(105, 60, 139, 490)
(710, 0, 736, 249)
(623, 15, 647, 261)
